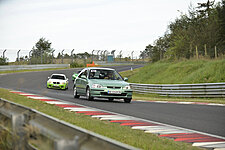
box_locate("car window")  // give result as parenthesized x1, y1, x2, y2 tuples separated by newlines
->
(51, 75, 65, 80)
(89, 69, 123, 80)
(78, 70, 87, 78)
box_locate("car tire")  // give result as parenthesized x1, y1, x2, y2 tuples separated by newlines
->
(73, 86, 80, 98)
(86, 87, 93, 101)
(124, 98, 131, 103)
(108, 98, 114, 102)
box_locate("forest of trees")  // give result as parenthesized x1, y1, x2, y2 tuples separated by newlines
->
(140, 0, 225, 62)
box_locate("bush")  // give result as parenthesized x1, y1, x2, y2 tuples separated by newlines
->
(70, 62, 84, 68)
(0, 57, 8, 65)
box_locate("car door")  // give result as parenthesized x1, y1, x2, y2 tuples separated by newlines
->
(76, 70, 88, 94)
(80, 70, 88, 94)
(75, 70, 84, 93)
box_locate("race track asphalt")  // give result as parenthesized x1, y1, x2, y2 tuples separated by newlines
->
(0, 65, 225, 137)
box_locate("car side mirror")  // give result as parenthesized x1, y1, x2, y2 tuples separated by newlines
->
(48, 77, 50, 79)
(124, 77, 128, 81)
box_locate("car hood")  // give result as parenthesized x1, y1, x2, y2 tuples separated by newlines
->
(89, 79, 129, 87)
(48, 79, 66, 82)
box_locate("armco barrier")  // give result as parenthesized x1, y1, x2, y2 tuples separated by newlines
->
(0, 98, 138, 150)
(130, 82, 225, 98)
(0, 64, 70, 71)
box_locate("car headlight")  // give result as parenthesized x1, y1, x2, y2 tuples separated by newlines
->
(48, 81, 52, 84)
(61, 82, 66, 84)
(123, 85, 131, 90)
(92, 84, 103, 88)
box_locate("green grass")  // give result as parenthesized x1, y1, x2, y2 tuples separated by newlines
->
(120, 59, 225, 103)
(0, 88, 201, 150)
(120, 59, 225, 84)
(0, 67, 71, 74)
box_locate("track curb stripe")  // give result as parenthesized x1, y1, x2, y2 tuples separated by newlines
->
(10, 90, 225, 149)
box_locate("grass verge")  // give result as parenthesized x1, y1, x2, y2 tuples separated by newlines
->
(120, 59, 225, 84)
(0, 67, 70, 74)
(0, 88, 200, 150)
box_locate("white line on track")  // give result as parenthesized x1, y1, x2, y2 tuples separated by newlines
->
(26, 96, 53, 99)
(193, 142, 225, 147)
(64, 108, 96, 112)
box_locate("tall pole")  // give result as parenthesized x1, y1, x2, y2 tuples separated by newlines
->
(215, 46, 217, 59)
(3, 49, 6, 59)
(204, 44, 207, 56)
(131, 51, 134, 62)
(103, 50, 107, 61)
(120, 50, 122, 62)
(61, 49, 64, 64)
(29, 50, 32, 65)
(71, 49, 74, 63)
(52, 50, 55, 64)
(97, 50, 100, 60)
(111, 50, 116, 62)
(41, 48, 43, 64)
(100, 51, 104, 61)
(17, 50, 21, 62)
(195, 46, 199, 59)
(92, 50, 95, 63)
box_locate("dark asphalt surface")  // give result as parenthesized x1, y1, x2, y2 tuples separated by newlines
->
(0, 65, 225, 137)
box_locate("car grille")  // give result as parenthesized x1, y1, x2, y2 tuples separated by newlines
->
(107, 86, 121, 89)
(53, 82, 60, 84)
(100, 92, 127, 96)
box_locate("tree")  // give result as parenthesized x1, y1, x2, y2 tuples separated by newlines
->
(31, 37, 54, 64)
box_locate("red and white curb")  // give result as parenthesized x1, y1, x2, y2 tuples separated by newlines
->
(134, 100, 225, 107)
(10, 90, 225, 149)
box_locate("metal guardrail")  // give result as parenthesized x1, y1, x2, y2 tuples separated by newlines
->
(130, 82, 225, 98)
(0, 64, 70, 71)
(94, 61, 135, 66)
(0, 98, 138, 150)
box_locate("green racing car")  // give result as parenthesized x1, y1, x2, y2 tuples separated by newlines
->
(73, 67, 132, 103)
(47, 74, 69, 90)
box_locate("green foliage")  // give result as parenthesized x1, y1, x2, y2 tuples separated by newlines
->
(0, 57, 8, 65)
(0, 130, 12, 150)
(121, 59, 225, 84)
(70, 62, 84, 68)
(31, 37, 54, 64)
(142, 0, 225, 61)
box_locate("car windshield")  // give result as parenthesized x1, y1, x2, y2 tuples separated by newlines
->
(89, 69, 123, 80)
(51, 75, 65, 80)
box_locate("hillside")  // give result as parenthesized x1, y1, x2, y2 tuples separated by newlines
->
(120, 59, 225, 84)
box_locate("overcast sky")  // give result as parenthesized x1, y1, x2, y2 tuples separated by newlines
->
(0, 0, 218, 62)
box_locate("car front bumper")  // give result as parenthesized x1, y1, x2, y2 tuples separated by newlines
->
(90, 88, 132, 99)
(47, 83, 67, 89)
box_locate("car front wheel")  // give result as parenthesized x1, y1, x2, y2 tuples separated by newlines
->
(124, 98, 131, 103)
(86, 87, 93, 101)
(73, 86, 80, 98)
